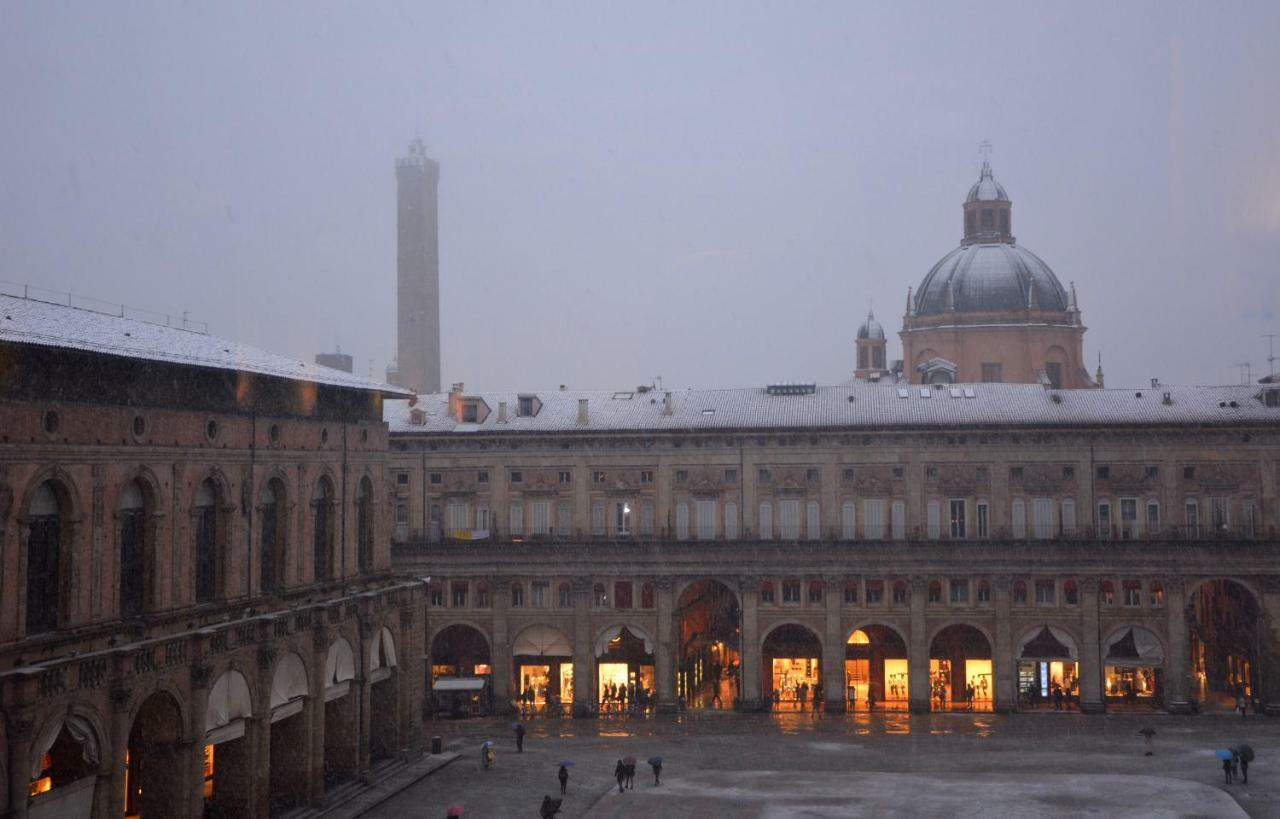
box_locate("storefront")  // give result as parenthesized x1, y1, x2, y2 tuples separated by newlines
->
(929, 624, 994, 711)
(1016, 626, 1079, 709)
(1104, 627, 1164, 709)
(763, 624, 824, 709)
(845, 626, 909, 709)
(512, 625, 574, 714)
(596, 626, 655, 712)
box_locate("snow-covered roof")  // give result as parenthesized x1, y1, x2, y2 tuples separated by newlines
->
(0, 294, 409, 396)
(387, 382, 1280, 435)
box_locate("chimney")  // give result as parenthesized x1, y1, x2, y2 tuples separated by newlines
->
(448, 382, 465, 421)
(408, 390, 418, 408)
(577, 398, 589, 425)
(497, 401, 508, 423)
(663, 391, 674, 415)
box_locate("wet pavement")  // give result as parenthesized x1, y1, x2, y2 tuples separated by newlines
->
(369, 711, 1277, 818)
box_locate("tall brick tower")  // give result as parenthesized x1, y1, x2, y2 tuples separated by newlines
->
(394, 139, 441, 394)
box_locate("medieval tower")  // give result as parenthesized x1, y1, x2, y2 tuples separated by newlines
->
(393, 139, 441, 394)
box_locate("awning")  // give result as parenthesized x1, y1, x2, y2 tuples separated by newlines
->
(594, 625, 654, 658)
(325, 638, 356, 691)
(270, 652, 309, 710)
(30, 715, 100, 779)
(1018, 626, 1077, 661)
(434, 677, 487, 692)
(513, 625, 572, 657)
(205, 670, 252, 736)
(369, 627, 398, 672)
(1105, 627, 1164, 668)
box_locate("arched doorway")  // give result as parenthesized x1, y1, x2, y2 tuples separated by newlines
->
(430, 624, 492, 717)
(203, 670, 253, 818)
(27, 713, 100, 819)
(1189, 579, 1261, 711)
(1016, 626, 1079, 710)
(125, 692, 185, 818)
(368, 628, 400, 762)
(322, 638, 358, 789)
(512, 624, 573, 716)
(763, 624, 822, 710)
(929, 624, 993, 711)
(595, 626, 656, 714)
(845, 625, 908, 710)
(1104, 625, 1164, 710)
(267, 653, 310, 815)
(676, 580, 741, 709)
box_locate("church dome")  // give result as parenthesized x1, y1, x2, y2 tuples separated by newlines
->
(966, 160, 1007, 202)
(856, 311, 885, 340)
(914, 242, 1068, 316)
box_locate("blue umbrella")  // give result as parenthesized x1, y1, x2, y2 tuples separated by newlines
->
(648, 756, 663, 766)
(511, 722, 524, 729)
(558, 761, 575, 767)
(482, 740, 494, 748)
(1215, 749, 1234, 760)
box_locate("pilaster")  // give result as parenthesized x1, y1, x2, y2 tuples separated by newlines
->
(655, 577, 677, 711)
(738, 575, 762, 709)
(908, 576, 930, 712)
(1164, 577, 1191, 712)
(489, 578, 511, 713)
(1078, 577, 1104, 713)
(992, 574, 1014, 712)
(822, 575, 846, 712)
(571, 577, 594, 716)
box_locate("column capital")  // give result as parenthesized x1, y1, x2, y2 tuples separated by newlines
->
(572, 576, 592, 594)
(654, 577, 674, 593)
(909, 576, 927, 594)
(1079, 577, 1101, 595)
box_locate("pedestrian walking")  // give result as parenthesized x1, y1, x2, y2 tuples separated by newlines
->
(1231, 751, 1240, 782)
(866, 689, 876, 711)
(797, 682, 808, 711)
(558, 764, 569, 795)
(1137, 727, 1155, 756)
(649, 756, 663, 786)
(539, 795, 562, 818)
(1223, 756, 1234, 784)
(615, 759, 626, 794)
(515, 723, 526, 753)
(1241, 756, 1249, 784)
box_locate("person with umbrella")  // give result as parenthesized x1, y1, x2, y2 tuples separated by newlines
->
(1137, 727, 1155, 756)
(514, 722, 526, 753)
(558, 762, 571, 794)
(648, 756, 663, 786)
(481, 740, 495, 771)
(1237, 745, 1254, 784)
(1217, 749, 1234, 784)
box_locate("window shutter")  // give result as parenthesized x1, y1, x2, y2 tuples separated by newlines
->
(841, 501, 856, 540)
(779, 500, 800, 539)
(891, 501, 905, 540)
(509, 503, 524, 536)
(557, 502, 573, 536)
(926, 500, 941, 540)
(675, 504, 689, 540)
(592, 502, 606, 536)
(1061, 498, 1076, 534)
(806, 501, 821, 540)
(724, 502, 739, 540)
(696, 500, 717, 540)
(641, 500, 655, 536)
(864, 499, 885, 540)
(1011, 499, 1026, 539)
(758, 502, 773, 540)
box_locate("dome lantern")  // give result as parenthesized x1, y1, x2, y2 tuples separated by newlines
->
(962, 159, 1013, 246)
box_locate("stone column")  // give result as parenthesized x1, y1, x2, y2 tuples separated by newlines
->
(188, 662, 214, 819)
(571, 577, 594, 716)
(1164, 578, 1191, 712)
(822, 576, 846, 713)
(398, 602, 422, 755)
(104, 684, 133, 819)
(655, 578, 677, 712)
(908, 576, 930, 712)
(308, 624, 328, 804)
(1078, 578, 1104, 713)
(739, 576, 762, 709)
(490, 578, 511, 714)
(992, 575, 1014, 712)
(7, 710, 36, 819)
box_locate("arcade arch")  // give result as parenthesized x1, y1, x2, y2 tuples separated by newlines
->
(845, 625, 909, 710)
(675, 579, 740, 709)
(27, 710, 101, 819)
(512, 624, 573, 715)
(595, 624, 655, 713)
(1016, 626, 1079, 709)
(1103, 625, 1165, 709)
(268, 652, 310, 815)
(430, 624, 492, 717)
(763, 623, 823, 710)
(125, 691, 185, 818)
(203, 669, 253, 818)
(929, 624, 993, 711)
(1189, 579, 1261, 711)
(323, 637, 358, 789)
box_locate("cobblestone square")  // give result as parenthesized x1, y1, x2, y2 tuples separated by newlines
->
(370, 712, 1275, 818)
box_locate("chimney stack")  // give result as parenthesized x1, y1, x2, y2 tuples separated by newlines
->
(577, 398, 589, 425)
(448, 382, 465, 421)
(497, 401, 508, 423)
(663, 391, 674, 415)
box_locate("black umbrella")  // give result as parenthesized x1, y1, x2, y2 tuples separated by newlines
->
(1237, 744, 1255, 762)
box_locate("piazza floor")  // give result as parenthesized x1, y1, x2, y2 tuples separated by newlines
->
(370, 711, 1277, 818)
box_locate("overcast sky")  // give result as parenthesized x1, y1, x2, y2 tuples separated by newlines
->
(3, 1, 1279, 391)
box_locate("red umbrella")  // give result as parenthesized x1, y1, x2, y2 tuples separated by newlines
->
(623, 755, 637, 765)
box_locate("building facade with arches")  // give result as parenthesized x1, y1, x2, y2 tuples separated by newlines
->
(0, 294, 423, 818)
(391, 380, 1280, 718)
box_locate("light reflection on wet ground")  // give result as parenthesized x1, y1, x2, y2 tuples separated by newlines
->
(377, 711, 1276, 819)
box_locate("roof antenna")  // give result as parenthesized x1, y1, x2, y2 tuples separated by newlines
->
(1264, 333, 1277, 381)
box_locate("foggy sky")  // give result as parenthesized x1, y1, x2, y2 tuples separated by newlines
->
(3, 1, 1279, 392)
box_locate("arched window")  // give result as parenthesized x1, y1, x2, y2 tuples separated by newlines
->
(640, 581, 656, 609)
(27, 481, 66, 633)
(592, 583, 607, 607)
(510, 582, 524, 608)
(976, 580, 991, 604)
(260, 478, 287, 594)
(476, 582, 491, 608)
(194, 479, 219, 604)
(1149, 580, 1165, 607)
(927, 580, 942, 604)
(119, 480, 149, 618)
(1012, 580, 1028, 606)
(558, 582, 572, 608)
(356, 477, 374, 573)
(760, 580, 775, 604)
(312, 476, 334, 583)
(1100, 580, 1116, 606)
(808, 580, 823, 604)
(1063, 579, 1079, 606)
(892, 579, 908, 605)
